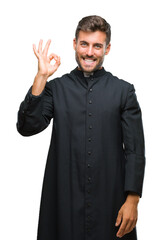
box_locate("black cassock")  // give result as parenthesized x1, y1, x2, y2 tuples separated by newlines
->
(17, 67, 145, 240)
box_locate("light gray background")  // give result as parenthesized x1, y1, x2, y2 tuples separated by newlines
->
(0, 0, 161, 239)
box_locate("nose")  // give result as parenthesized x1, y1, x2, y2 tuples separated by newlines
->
(87, 46, 94, 56)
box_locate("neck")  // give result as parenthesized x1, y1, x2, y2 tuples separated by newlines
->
(83, 72, 94, 77)
(77, 66, 103, 77)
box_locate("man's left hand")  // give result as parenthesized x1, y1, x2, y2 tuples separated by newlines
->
(115, 193, 139, 238)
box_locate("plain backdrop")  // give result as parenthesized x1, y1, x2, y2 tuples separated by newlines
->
(0, 0, 161, 239)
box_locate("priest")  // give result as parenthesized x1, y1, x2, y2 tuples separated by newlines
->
(17, 15, 146, 240)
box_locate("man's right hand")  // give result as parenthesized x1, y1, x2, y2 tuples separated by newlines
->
(32, 39, 61, 96)
(33, 39, 61, 78)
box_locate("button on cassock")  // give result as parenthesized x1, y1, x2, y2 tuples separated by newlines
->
(87, 202, 91, 207)
(88, 177, 91, 182)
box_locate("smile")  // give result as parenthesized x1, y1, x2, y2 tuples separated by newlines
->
(82, 57, 96, 62)
(82, 57, 97, 65)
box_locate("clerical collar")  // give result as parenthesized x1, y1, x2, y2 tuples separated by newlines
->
(83, 72, 94, 78)
(72, 67, 107, 79)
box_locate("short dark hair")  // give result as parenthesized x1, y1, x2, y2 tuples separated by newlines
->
(75, 15, 111, 46)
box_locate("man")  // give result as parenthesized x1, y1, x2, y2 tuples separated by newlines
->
(17, 15, 145, 240)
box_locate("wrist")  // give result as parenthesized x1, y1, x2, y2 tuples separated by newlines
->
(35, 72, 48, 81)
(32, 73, 48, 96)
(126, 193, 140, 205)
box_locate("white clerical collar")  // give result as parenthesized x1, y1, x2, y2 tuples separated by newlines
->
(83, 72, 94, 78)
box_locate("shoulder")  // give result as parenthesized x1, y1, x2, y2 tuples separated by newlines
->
(104, 71, 136, 108)
(48, 72, 73, 86)
(105, 71, 135, 96)
(106, 71, 132, 89)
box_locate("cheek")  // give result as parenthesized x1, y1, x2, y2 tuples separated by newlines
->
(95, 51, 104, 59)
(101, 48, 107, 57)
(77, 49, 86, 57)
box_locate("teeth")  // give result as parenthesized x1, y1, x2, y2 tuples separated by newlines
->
(84, 59, 94, 62)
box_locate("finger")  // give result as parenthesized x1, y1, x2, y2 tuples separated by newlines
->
(55, 56, 61, 67)
(54, 55, 61, 63)
(33, 44, 39, 58)
(38, 39, 43, 54)
(58, 56, 61, 65)
(43, 39, 51, 56)
(116, 218, 129, 238)
(48, 53, 58, 61)
(131, 219, 137, 232)
(124, 219, 135, 235)
(48, 54, 61, 66)
(115, 211, 122, 227)
(53, 56, 61, 71)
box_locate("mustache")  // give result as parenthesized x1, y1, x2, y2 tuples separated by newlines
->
(82, 55, 97, 60)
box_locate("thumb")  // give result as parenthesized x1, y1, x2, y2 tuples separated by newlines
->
(115, 211, 122, 227)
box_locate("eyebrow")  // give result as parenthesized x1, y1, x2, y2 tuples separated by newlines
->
(80, 41, 103, 47)
(80, 41, 88, 45)
(94, 43, 103, 47)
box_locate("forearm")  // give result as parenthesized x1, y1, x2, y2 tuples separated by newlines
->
(32, 73, 48, 96)
(17, 88, 45, 136)
(17, 81, 54, 136)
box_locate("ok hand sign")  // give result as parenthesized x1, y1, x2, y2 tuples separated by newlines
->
(33, 39, 61, 78)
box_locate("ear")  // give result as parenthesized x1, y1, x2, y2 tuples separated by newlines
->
(73, 38, 77, 50)
(105, 43, 111, 55)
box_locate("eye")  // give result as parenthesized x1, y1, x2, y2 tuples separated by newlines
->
(95, 44, 102, 49)
(80, 42, 88, 47)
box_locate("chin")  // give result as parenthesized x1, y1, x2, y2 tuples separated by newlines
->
(82, 65, 102, 73)
(79, 62, 100, 73)
(82, 67, 95, 73)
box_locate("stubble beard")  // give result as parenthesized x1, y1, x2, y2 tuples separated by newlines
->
(75, 51, 105, 74)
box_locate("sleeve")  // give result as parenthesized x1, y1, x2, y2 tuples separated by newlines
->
(16, 81, 54, 136)
(121, 84, 146, 198)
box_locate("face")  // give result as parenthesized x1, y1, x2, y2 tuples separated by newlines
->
(73, 30, 111, 73)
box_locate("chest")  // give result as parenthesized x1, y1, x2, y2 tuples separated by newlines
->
(53, 79, 122, 122)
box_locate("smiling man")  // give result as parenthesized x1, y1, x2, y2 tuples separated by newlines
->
(17, 15, 145, 240)
(74, 30, 110, 74)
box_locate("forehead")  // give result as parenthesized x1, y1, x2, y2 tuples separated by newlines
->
(77, 30, 106, 44)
